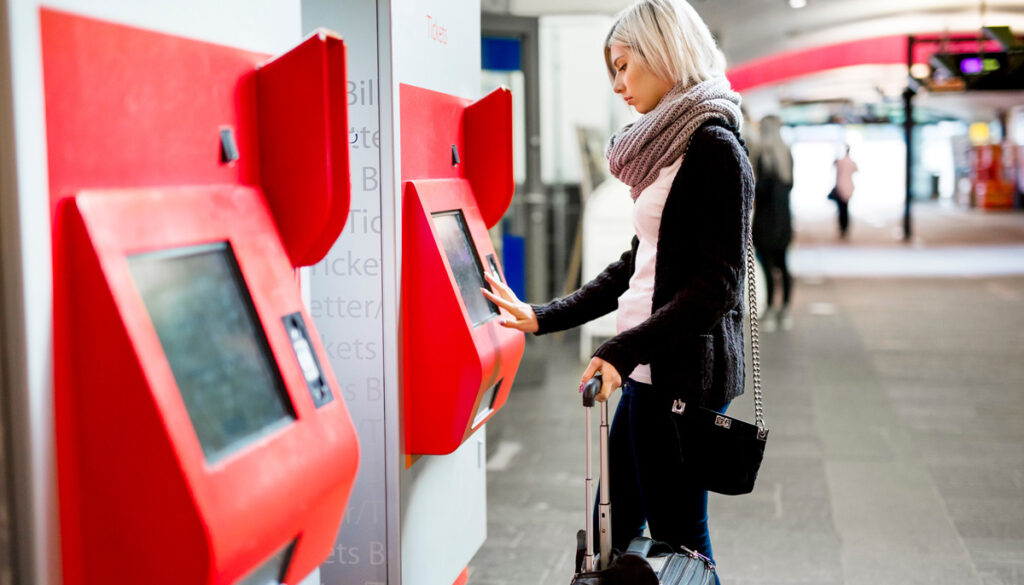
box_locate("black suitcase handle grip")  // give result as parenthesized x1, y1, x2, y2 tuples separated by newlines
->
(624, 536, 654, 558)
(582, 373, 602, 408)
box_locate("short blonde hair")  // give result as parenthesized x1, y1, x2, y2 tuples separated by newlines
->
(604, 0, 726, 87)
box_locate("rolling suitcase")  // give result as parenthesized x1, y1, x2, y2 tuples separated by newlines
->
(570, 375, 717, 585)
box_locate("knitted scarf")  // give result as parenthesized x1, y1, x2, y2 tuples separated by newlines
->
(606, 76, 743, 200)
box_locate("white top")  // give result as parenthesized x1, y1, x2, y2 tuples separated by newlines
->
(615, 156, 684, 384)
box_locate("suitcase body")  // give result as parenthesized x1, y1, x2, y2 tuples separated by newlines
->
(570, 375, 716, 585)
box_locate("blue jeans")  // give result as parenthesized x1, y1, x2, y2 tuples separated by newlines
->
(594, 379, 729, 583)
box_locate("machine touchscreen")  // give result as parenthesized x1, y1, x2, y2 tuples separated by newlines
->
(432, 210, 499, 327)
(129, 242, 295, 463)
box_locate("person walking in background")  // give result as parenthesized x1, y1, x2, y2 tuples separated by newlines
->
(741, 107, 760, 171)
(480, 0, 753, 581)
(752, 115, 794, 332)
(831, 144, 858, 239)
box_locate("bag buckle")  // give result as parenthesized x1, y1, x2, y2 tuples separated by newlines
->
(757, 427, 769, 441)
(714, 415, 732, 429)
(671, 399, 686, 414)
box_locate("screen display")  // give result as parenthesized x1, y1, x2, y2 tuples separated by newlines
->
(432, 210, 499, 327)
(129, 243, 295, 464)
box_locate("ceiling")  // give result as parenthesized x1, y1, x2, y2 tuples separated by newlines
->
(483, 0, 1024, 120)
(486, 0, 1024, 64)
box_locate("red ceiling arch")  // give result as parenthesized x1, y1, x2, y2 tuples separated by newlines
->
(727, 34, 1004, 92)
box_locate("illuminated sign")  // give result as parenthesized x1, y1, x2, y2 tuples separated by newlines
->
(959, 57, 1001, 74)
(927, 50, 1021, 90)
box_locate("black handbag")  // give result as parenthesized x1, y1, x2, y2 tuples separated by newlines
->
(668, 231, 769, 496)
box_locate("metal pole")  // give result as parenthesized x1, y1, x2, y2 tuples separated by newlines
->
(519, 17, 546, 303)
(584, 405, 594, 572)
(597, 401, 611, 570)
(481, 13, 546, 303)
(903, 36, 915, 241)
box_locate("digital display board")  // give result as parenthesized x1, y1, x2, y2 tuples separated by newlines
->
(432, 210, 499, 327)
(959, 56, 1001, 75)
(129, 243, 295, 463)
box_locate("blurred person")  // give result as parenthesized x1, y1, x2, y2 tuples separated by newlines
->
(829, 144, 858, 238)
(741, 106, 761, 170)
(752, 115, 794, 331)
(480, 0, 753, 580)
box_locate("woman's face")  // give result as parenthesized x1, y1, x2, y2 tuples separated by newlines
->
(609, 44, 673, 114)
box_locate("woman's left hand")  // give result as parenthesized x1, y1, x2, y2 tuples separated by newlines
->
(581, 358, 622, 402)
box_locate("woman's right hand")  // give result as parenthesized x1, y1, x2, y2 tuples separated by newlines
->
(481, 271, 539, 333)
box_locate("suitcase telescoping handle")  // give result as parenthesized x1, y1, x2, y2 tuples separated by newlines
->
(582, 374, 612, 572)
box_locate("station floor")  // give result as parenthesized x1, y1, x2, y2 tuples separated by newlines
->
(469, 202, 1024, 585)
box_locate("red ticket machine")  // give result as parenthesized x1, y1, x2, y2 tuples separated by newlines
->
(43, 10, 357, 585)
(400, 84, 525, 455)
(55, 187, 358, 585)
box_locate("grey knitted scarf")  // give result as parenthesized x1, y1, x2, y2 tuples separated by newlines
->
(606, 76, 743, 200)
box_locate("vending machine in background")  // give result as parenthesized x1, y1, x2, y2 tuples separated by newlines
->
(1010, 105, 1024, 208)
(970, 143, 1015, 209)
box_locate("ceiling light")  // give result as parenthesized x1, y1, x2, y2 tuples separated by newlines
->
(789, 0, 807, 7)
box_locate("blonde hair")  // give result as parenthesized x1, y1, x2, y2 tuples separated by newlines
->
(604, 0, 726, 87)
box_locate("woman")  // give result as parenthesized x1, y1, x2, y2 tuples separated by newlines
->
(832, 144, 858, 238)
(752, 115, 794, 331)
(482, 0, 753, 578)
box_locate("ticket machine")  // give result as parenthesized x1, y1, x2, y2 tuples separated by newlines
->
(44, 10, 357, 585)
(400, 84, 525, 455)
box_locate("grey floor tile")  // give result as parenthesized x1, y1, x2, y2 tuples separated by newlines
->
(929, 464, 1024, 500)
(712, 527, 843, 584)
(946, 499, 1024, 539)
(963, 537, 1024, 566)
(980, 567, 1024, 585)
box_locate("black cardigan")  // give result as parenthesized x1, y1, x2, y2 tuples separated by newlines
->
(533, 122, 755, 407)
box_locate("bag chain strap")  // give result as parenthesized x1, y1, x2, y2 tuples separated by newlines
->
(745, 229, 765, 431)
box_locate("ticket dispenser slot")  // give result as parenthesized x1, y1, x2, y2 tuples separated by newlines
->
(43, 11, 357, 585)
(400, 84, 523, 456)
(283, 312, 333, 409)
(237, 541, 296, 585)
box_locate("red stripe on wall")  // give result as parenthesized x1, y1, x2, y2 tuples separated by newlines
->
(727, 34, 1006, 93)
(727, 36, 908, 92)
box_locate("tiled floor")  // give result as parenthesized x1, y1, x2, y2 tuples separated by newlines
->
(469, 204, 1024, 585)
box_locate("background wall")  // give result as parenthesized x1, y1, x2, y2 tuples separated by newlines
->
(538, 15, 633, 186)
